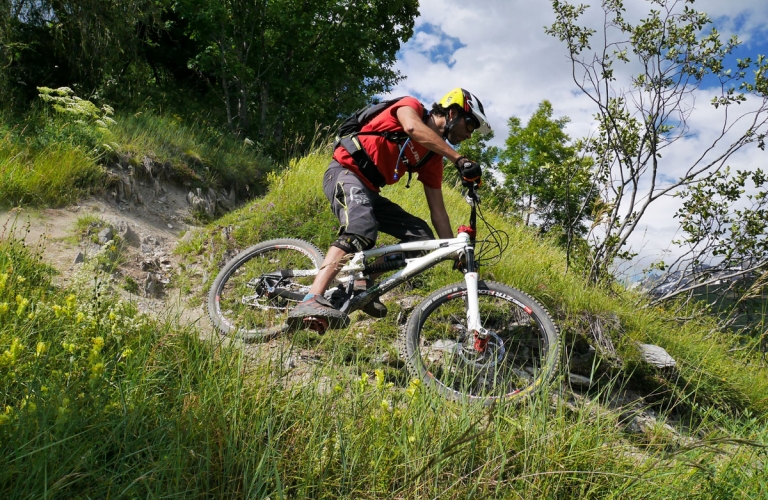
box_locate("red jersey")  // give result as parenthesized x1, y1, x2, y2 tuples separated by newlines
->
(333, 97, 444, 192)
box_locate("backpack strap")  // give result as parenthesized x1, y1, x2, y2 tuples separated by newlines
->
(335, 102, 432, 189)
(337, 135, 388, 188)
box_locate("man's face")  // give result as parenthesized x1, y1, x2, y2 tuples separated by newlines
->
(446, 110, 475, 146)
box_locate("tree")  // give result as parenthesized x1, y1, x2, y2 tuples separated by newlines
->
(175, 0, 418, 150)
(547, 0, 768, 284)
(1, 0, 164, 102)
(1, 0, 418, 160)
(643, 167, 768, 333)
(497, 100, 597, 248)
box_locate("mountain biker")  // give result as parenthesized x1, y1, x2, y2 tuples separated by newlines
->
(287, 88, 492, 328)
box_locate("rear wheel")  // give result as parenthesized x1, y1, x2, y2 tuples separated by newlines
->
(401, 281, 559, 404)
(207, 239, 324, 341)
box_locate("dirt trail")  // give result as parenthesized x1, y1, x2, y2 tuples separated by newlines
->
(1, 174, 208, 329)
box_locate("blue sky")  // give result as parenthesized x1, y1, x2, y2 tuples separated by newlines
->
(385, 0, 768, 274)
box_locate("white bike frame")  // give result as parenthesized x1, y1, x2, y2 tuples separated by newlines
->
(332, 230, 486, 335)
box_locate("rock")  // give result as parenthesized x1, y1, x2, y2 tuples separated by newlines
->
(167, 223, 174, 229)
(144, 272, 163, 297)
(568, 345, 597, 375)
(568, 373, 593, 388)
(375, 350, 404, 368)
(98, 227, 114, 244)
(180, 230, 196, 243)
(187, 189, 213, 217)
(73, 251, 85, 264)
(218, 187, 237, 212)
(638, 344, 676, 369)
(141, 258, 161, 272)
(397, 296, 422, 313)
(116, 221, 140, 247)
(284, 357, 297, 371)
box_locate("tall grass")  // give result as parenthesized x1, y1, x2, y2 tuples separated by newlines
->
(110, 111, 276, 192)
(2, 148, 767, 497)
(1, 213, 767, 497)
(0, 130, 104, 207)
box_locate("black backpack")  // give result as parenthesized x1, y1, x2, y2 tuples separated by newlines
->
(333, 97, 435, 188)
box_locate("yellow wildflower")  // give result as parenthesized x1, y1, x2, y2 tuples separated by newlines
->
(0, 338, 23, 367)
(357, 373, 368, 393)
(20, 396, 36, 413)
(375, 369, 385, 391)
(52, 304, 63, 317)
(0, 303, 8, 315)
(76, 311, 85, 323)
(36, 341, 47, 357)
(17, 276, 25, 284)
(15, 295, 29, 316)
(66, 294, 76, 309)
(405, 378, 422, 399)
(91, 336, 105, 353)
(121, 348, 133, 359)
(90, 362, 105, 379)
(408, 435, 416, 443)
(0, 273, 8, 291)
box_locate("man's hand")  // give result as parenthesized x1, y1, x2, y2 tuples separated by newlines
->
(456, 157, 482, 187)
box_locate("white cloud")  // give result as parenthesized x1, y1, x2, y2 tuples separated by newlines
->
(387, 0, 768, 273)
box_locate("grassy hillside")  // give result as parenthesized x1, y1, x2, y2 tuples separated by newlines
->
(193, 151, 768, 414)
(2, 146, 768, 497)
(0, 93, 276, 209)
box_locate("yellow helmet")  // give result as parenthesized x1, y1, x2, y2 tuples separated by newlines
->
(438, 88, 492, 135)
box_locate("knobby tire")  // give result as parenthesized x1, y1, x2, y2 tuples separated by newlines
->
(207, 238, 324, 341)
(401, 280, 559, 404)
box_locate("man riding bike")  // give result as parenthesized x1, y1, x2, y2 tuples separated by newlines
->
(287, 88, 492, 329)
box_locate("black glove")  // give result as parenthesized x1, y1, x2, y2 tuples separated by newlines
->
(456, 157, 482, 186)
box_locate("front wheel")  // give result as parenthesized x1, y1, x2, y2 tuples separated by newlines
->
(401, 281, 559, 404)
(207, 239, 324, 341)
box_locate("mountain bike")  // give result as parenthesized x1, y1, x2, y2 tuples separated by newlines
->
(207, 182, 560, 403)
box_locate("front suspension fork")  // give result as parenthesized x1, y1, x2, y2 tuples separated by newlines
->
(462, 249, 489, 352)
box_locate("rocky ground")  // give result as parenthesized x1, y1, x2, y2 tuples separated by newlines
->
(0, 164, 208, 328)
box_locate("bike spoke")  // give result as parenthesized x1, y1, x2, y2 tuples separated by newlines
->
(213, 246, 318, 336)
(415, 289, 555, 401)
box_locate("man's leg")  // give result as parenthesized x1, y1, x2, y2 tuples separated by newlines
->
(373, 195, 434, 244)
(288, 162, 381, 326)
(307, 246, 348, 296)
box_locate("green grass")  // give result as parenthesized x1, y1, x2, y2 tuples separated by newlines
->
(2, 142, 768, 497)
(190, 150, 768, 417)
(109, 111, 276, 193)
(0, 103, 277, 210)
(0, 131, 104, 208)
(1, 205, 768, 498)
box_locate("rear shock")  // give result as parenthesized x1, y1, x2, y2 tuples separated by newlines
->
(363, 255, 407, 274)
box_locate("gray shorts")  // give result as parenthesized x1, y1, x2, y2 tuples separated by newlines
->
(322, 161, 434, 244)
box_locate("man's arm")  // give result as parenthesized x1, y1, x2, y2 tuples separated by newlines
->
(424, 185, 453, 239)
(396, 106, 462, 163)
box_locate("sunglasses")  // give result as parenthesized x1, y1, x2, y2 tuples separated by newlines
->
(464, 116, 477, 134)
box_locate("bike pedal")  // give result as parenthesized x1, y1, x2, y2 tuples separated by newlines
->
(303, 316, 329, 334)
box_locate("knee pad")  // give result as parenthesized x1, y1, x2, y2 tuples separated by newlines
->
(332, 233, 374, 254)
